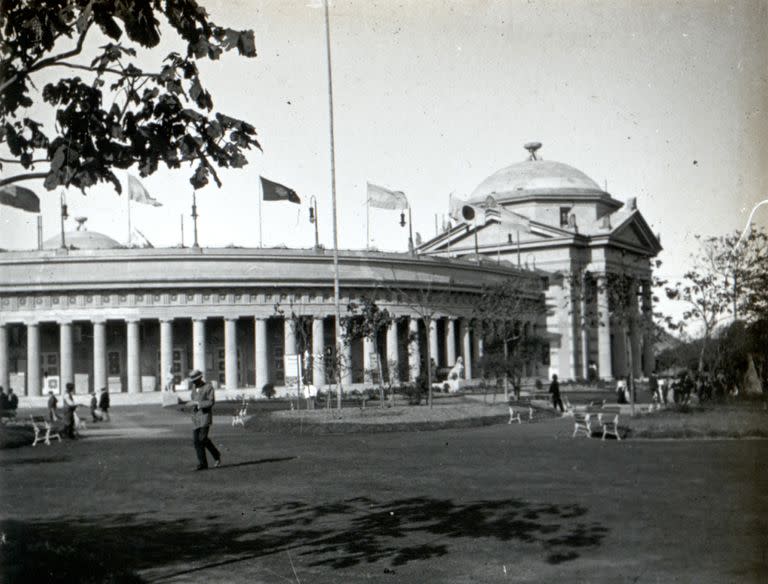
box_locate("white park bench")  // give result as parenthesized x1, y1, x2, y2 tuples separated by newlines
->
(231, 400, 248, 427)
(572, 411, 593, 438)
(30, 416, 62, 446)
(597, 406, 621, 440)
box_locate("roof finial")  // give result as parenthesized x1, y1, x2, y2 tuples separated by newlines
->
(524, 141, 542, 161)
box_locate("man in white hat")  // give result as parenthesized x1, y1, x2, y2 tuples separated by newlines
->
(187, 369, 221, 471)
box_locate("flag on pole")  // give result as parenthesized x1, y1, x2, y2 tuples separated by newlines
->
(260, 176, 301, 204)
(0, 185, 40, 212)
(367, 182, 408, 210)
(127, 175, 162, 206)
(448, 192, 465, 221)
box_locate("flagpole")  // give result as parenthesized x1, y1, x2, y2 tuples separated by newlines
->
(324, 0, 344, 408)
(258, 178, 263, 248)
(366, 194, 370, 249)
(180, 214, 185, 247)
(126, 188, 132, 247)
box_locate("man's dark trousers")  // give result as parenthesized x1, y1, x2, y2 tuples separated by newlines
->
(193, 425, 220, 468)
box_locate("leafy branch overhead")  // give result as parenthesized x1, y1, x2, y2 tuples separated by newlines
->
(0, 0, 260, 193)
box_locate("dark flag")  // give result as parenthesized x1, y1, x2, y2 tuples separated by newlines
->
(260, 176, 301, 204)
(0, 185, 40, 213)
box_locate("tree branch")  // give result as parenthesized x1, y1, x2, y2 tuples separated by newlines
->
(0, 173, 49, 188)
(29, 17, 93, 74)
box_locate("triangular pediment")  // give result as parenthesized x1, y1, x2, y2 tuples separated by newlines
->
(418, 216, 570, 254)
(605, 211, 662, 255)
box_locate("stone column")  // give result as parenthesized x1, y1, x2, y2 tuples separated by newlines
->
(254, 317, 269, 391)
(629, 279, 642, 379)
(283, 317, 297, 356)
(0, 324, 9, 393)
(596, 275, 613, 380)
(159, 319, 173, 390)
(472, 321, 484, 375)
(93, 321, 106, 392)
(386, 320, 399, 384)
(642, 280, 655, 376)
(340, 329, 353, 386)
(224, 318, 238, 389)
(59, 321, 74, 389)
(460, 319, 472, 380)
(126, 319, 141, 393)
(363, 336, 375, 383)
(408, 317, 420, 382)
(192, 318, 206, 374)
(445, 318, 457, 367)
(429, 318, 439, 367)
(27, 322, 40, 396)
(283, 317, 298, 385)
(614, 322, 628, 379)
(312, 317, 325, 388)
(580, 273, 590, 380)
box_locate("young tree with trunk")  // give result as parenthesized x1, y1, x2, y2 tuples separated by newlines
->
(342, 296, 393, 407)
(1, 1, 259, 193)
(473, 278, 547, 402)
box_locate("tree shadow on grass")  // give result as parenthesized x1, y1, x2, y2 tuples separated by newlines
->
(0, 496, 607, 583)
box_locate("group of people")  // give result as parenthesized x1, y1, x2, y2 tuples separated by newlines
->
(48, 385, 111, 438)
(0, 386, 19, 417)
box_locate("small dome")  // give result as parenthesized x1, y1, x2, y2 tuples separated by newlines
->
(43, 231, 123, 250)
(468, 144, 606, 203)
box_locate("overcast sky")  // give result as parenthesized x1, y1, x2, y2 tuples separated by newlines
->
(2, 0, 767, 318)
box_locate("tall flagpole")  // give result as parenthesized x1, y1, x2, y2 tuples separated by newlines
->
(126, 188, 132, 247)
(258, 178, 263, 248)
(324, 0, 344, 409)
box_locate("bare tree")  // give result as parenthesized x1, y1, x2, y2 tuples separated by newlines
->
(473, 278, 547, 401)
(342, 296, 393, 407)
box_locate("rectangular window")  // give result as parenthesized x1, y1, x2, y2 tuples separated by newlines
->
(559, 207, 570, 227)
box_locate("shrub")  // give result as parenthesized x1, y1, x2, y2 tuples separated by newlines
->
(261, 383, 276, 399)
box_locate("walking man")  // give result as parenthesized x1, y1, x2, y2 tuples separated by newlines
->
(187, 369, 221, 471)
(549, 373, 564, 413)
(98, 387, 110, 421)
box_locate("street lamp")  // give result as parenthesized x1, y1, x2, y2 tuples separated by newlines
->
(59, 191, 68, 249)
(309, 195, 320, 249)
(400, 204, 414, 255)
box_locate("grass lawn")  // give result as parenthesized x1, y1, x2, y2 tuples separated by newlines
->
(1, 401, 766, 583)
(626, 402, 768, 439)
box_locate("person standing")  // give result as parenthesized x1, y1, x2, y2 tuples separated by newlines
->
(549, 373, 564, 413)
(187, 369, 221, 471)
(47, 390, 60, 422)
(62, 383, 78, 439)
(98, 387, 111, 421)
(89, 390, 101, 422)
(6, 389, 18, 417)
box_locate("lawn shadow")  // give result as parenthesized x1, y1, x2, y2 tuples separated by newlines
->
(218, 456, 296, 469)
(0, 496, 608, 583)
(0, 455, 71, 467)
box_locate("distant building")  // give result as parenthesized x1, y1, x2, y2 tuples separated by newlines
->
(0, 143, 660, 401)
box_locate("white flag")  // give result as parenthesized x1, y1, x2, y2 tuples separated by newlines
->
(128, 175, 162, 207)
(367, 182, 408, 210)
(448, 192, 466, 221)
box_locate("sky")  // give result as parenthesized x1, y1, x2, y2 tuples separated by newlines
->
(1, 0, 767, 321)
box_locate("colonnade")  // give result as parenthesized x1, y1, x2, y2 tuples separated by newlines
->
(0, 314, 509, 396)
(578, 276, 654, 381)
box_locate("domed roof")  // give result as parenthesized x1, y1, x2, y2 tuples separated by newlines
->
(468, 143, 606, 203)
(43, 231, 123, 250)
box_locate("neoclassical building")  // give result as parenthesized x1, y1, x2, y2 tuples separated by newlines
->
(0, 143, 661, 401)
(419, 143, 662, 382)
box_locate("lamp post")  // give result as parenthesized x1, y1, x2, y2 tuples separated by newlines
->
(59, 191, 68, 249)
(309, 195, 320, 249)
(191, 190, 200, 248)
(400, 204, 414, 255)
